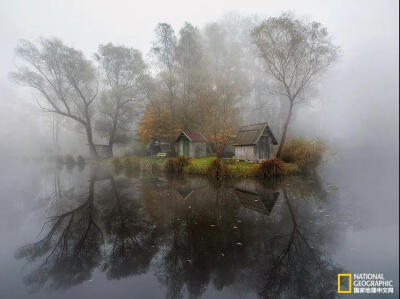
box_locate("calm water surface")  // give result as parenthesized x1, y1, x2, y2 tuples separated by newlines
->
(0, 155, 398, 299)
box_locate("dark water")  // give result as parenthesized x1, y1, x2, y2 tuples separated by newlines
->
(0, 156, 398, 299)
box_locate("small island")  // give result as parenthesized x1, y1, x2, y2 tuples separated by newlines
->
(111, 136, 327, 178)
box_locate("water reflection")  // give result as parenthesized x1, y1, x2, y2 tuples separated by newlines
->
(16, 165, 344, 298)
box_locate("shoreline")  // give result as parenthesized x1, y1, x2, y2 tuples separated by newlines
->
(109, 156, 303, 178)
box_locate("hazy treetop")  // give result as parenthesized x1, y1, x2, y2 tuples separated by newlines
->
(0, 0, 398, 159)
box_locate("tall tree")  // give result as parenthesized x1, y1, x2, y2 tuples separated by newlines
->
(138, 99, 179, 145)
(11, 38, 100, 157)
(251, 13, 337, 158)
(175, 22, 206, 129)
(150, 23, 179, 152)
(203, 23, 248, 153)
(95, 43, 147, 156)
(151, 23, 178, 104)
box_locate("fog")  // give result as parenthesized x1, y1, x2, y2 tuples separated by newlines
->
(0, 0, 398, 164)
(0, 3, 398, 298)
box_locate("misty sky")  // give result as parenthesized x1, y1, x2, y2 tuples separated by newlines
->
(0, 0, 398, 159)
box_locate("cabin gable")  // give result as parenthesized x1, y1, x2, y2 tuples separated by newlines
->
(233, 122, 277, 162)
(175, 130, 207, 158)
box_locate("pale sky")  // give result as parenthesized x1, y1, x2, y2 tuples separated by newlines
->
(0, 0, 398, 157)
(0, 0, 398, 81)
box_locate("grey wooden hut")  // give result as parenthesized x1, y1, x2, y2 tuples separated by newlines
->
(233, 122, 278, 162)
(149, 136, 171, 156)
(175, 130, 207, 158)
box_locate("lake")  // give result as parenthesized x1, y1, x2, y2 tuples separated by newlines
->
(0, 154, 398, 299)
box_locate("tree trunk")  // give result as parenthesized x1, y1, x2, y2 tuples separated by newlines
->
(108, 99, 121, 157)
(86, 124, 98, 159)
(275, 101, 293, 159)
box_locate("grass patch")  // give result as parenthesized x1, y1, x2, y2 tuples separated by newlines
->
(184, 156, 258, 177)
(228, 161, 258, 177)
(184, 156, 214, 175)
(281, 138, 327, 175)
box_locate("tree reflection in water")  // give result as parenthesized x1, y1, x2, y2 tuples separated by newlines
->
(16, 166, 344, 298)
(15, 178, 103, 291)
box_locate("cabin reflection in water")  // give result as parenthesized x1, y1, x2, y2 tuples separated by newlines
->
(234, 180, 279, 215)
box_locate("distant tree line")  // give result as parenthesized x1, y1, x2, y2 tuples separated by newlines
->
(11, 13, 337, 157)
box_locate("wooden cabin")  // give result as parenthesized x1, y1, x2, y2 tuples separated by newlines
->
(175, 130, 207, 158)
(218, 139, 235, 158)
(148, 136, 171, 157)
(233, 122, 278, 162)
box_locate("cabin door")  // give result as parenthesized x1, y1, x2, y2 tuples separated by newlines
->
(183, 139, 189, 156)
(259, 136, 267, 159)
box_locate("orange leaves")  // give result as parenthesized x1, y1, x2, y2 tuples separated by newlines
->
(138, 103, 178, 143)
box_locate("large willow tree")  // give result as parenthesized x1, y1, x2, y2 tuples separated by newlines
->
(251, 13, 338, 158)
(11, 38, 100, 157)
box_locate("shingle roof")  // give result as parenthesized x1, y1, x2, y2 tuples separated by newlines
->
(233, 122, 278, 146)
(177, 130, 207, 142)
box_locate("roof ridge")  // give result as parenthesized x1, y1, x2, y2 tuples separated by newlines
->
(240, 122, 266, 127)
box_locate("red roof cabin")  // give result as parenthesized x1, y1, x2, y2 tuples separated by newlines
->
(175, 130, 207, 158)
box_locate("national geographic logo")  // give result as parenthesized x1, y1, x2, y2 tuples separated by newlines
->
(338, 273, 394, 294)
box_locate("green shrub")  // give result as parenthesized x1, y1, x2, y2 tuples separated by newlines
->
(256, 158, 284, 178)
(112, 157, 123, 169)
(175, 156, 190, 168)
(125, 157, 140, 171)
(76, 155, 85, 166)
(164, 158, 175, 173)
(65, 154, 75, 166)
(281, 138, 327, 175)
(141, 159, 155, 172)
(207, 158, 230, 178)
(164, 156, 191, 174)
(124, 167, 139, 178)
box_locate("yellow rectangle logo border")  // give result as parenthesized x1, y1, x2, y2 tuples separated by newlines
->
(338, 273, 352, 294)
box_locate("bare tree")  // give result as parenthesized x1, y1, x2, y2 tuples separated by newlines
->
(11, 38, 100, 157)
(150, 23, 179, 153)
(152, 23, 178, 103)
(251, 13, 338, 158)
(175, 22, 206, 129)
(95, 43, 147, 156)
